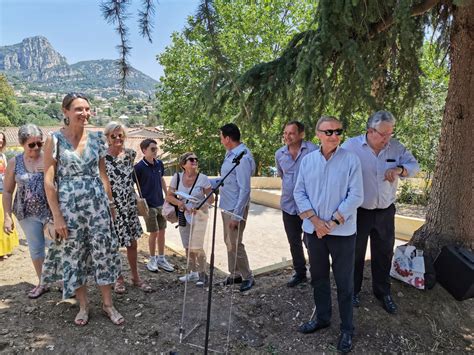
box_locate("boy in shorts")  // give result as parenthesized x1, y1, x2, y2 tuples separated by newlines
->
(134, 139, 174, 272)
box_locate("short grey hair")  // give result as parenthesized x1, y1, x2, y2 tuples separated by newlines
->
(104, 121, 126, 137)
(18, 124, 43, 145)
(367, 110, 396, 130)
(315, 115, 341, 130)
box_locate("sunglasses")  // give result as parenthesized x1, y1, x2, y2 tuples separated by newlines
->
(111, 133, 124, 140)
(186, 157, 199, 163)
(27, 141, 43, 149)
(150, 147, 158, 152)
(318, 129, 344, 136)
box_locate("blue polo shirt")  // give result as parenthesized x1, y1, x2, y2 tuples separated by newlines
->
(134, 158, 165, 208)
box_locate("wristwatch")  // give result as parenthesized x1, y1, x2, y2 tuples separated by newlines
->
(397, 165, 405, 176)
(331, 218, 340, 225)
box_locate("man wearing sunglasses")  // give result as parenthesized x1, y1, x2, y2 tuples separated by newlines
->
(275, 121, 317, 287)
(294, 116, 363, 353)
(342, 110, 419, 315)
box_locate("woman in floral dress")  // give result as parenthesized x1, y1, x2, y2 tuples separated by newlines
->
(42, 93, 123, 326)
(104, 122, 151, 293)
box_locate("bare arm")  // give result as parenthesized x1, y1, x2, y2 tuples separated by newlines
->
(99, 157, 114, 202)
(165, 186, 185, 210)
(99, 157, 116, 219)
(161, 176, 167, 196)
(204, 186, 215, 205)
(2, 157, 17, 234)
(44, 136, 68, 239)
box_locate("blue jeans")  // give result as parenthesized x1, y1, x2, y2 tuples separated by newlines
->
(18, 217, 50, 260)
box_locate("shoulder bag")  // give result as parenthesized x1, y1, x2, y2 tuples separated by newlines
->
(163, 173, 181, 223)
(133, 168, 150, 217)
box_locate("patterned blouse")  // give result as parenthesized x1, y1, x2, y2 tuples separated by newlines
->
(12, 153, 51, 222)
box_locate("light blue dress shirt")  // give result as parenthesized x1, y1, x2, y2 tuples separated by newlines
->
(342, 134, 420, 209)
(293, 147, 364, 236)
(275, 141, 318, 215)
(219, 143, 256, 220)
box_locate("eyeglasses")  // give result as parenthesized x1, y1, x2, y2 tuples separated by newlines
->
(111, 133, 124, 140)
(372, 128, 393, 138)
(186, 157, 199, 163)
(317, 129, 344, 136)
(150, 147, 158, 152)
(27, 141, 43, 149)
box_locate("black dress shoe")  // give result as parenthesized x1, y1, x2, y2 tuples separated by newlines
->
(287, 274, 308, 288)
(222, 275, 243, 286)
(352, 293, 360, 308)
(380, 295, 397, 314)
(298, 319, 330, 334)
(239, 277, 255, 292)
(337, 332, 353, 353)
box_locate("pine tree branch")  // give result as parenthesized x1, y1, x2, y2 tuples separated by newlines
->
(370, 0, 441, 37)
(138, 0, 156, 43)
(196, 0, 252, 120)
(100, 0, 132, 94)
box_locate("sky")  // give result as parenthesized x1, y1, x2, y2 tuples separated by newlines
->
(0, 0, 200, 80)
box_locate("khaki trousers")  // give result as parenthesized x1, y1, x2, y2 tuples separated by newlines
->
(221, 205, 252, 280)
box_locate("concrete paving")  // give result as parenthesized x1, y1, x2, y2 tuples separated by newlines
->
(141, 202, 407, 276)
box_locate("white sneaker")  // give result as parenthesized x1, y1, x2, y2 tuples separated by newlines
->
(156, 256, 174, 272)
(146, 256, 158, 272)
(179, 271, 199, 283)
(196, 272, 209, 287)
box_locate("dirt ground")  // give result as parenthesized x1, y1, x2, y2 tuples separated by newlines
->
(1, 233, 472, 354)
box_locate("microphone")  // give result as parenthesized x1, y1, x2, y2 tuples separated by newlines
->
(232, 150, 246, 164)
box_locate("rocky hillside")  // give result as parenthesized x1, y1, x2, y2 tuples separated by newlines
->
(0, 36, 158, 98)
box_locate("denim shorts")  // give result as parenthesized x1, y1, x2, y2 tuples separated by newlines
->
(18, 216, 51, 260)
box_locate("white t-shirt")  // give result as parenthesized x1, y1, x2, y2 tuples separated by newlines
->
(170, 172, 212, 222)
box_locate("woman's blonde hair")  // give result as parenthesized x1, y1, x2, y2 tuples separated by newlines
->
(104, 121, 127, 137)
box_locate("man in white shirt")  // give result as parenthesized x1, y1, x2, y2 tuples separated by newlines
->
(294, 116, 363, 353)
(342, 110, 420, 314)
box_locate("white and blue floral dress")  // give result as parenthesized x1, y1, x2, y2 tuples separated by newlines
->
(42, 131, 121, 299)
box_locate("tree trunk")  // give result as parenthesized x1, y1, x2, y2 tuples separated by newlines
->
(411, 1, 474, 257)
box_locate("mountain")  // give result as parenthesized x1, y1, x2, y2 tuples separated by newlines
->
(0, 36, 158, 98)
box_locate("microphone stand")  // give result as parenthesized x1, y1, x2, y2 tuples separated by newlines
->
(196, 153, 244, 355)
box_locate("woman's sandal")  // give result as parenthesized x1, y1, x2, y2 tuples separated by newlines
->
(102, 306, 125, 326)
(28, 285, 49, 299)
(114, 278, 126, 294)
(74, 308, 89, 326)
(132, 279, 153, 293)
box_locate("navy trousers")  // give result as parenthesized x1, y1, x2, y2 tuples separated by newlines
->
(306, 232, 356, 334)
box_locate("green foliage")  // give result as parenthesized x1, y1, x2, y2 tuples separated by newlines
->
(198, 0, 443, 128)
(158, 0, 449, 177)
(0, 74, 20, 126)
(18, 105, 58, 126)
(396, 43, 447, 176)
(158, 0, 316, 174)
(398, 181, 430, 206)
